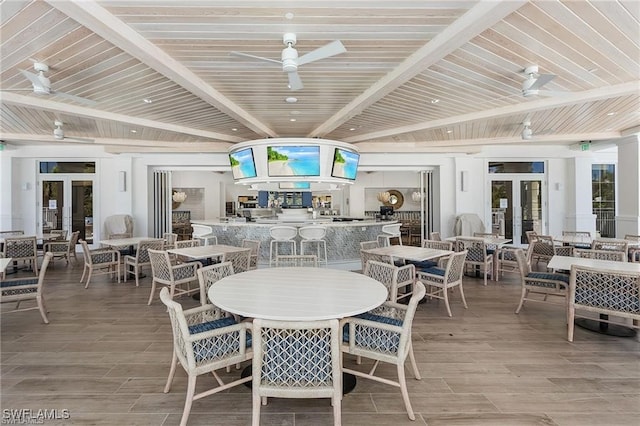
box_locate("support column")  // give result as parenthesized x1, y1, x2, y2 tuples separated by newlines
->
(616, 135, 640, 237)
(565, 156, 596, 233)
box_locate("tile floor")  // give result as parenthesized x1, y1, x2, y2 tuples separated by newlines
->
(1, 258, 639, 425)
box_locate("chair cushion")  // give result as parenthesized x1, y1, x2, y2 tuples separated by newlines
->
(418, 266, 445, 276)
(1, 278, 38, 288)
(343, 313, 403, 354)
(527, 272, 570, 284)
(188, 316, 236, 334)
(355, 312, 403, 327)
(407, 260, 438, 270)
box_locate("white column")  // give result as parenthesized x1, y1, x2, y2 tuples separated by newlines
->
(0, 150, 12, 230)
(565, 156, 597, 233)
(616, 135, 640, 237)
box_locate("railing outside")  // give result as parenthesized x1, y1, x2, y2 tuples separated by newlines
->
(594, 208, 615, 237)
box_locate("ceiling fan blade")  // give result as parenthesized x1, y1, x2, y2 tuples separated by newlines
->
(287, 72, 304, 91)
(51, 90, 97, 106)
(297, 40, 346, 66)
(229, 51, 281, 65)
(19, 69, 48, 92)
(528, 73, 556, 90)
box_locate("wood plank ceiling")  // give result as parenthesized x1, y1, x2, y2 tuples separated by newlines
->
(0, 0, 638, 154)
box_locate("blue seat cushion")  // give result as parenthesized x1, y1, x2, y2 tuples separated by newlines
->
(188, 316, 236, 334)
(342, 313, 403, 352)
(1, 278, 38, 288)
(418, 266, 445, 276)
(527, 272, 569, 284)
(486, 248, 496, 255)
(407, 260, 438, 270)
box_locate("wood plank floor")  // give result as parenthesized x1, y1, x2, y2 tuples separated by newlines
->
(1, 259, 639, 425)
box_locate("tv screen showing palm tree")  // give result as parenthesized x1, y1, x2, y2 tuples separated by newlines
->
(331, 148, 359, 180)
(267, 146, 320, 177)
(229, 148, 257, 179)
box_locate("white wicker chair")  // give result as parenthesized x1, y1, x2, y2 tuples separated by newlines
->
(340, 282, 426, 421)
(175, 239, 201, 249)
(359, 240, 379, 250)
(364, 259, 414, 303)
(625, 234, 640, 262)
(3, 236, 38, 276)
(429, 231, 441, 241)
(124, 239, 165, 286)
(274, 254, 318, 268)
(415, 250, 468, 317)
(221, 248, 252, 274)
(456, 237, 493, 285)
(160, 287, 252, 426)
(1, 252, 53, 323)
(43, 230, 80, 265)
(163, 232, 178, 249)
(568, 265, 640, 342)
(574, 248, 626, 262)
(378, 223, 402, 247)
(591, 238, 629, 253)
(147, 249, 201, 305)
(359, 248, 392, 272)
(514, 248, 570, 314)
(252, 318, 342, 426)
(241, 239, 261, 270)
(197, 262, 235, 306)
(79, 239, 121, 289)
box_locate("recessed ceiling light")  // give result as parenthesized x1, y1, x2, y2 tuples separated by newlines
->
(231, 128, 238, 131)
(446, 130, 453, 134)
(290, 110, 301, 115)
(130, 129, 137, 133)
(289, 118, 297, 122)
(285, 97, 297, 103)
(431, 99, 440, 104)
(143, 98, 152, 104)
(349, 128, 356, 131)
(285, 12, 294, 20)
(607, 112, 616, 116)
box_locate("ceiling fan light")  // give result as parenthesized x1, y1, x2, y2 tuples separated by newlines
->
(521, 127, 533, 140)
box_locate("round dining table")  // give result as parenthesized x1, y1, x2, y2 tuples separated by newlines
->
(208, 267, 388, 321)
(208, 266, 388, 394)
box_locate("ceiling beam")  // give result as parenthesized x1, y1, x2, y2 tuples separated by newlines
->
(345, 82, 640, 143)
(307, 0, 527, 138)
(0, 92, 243, 143)
(46, 0, 277, 138)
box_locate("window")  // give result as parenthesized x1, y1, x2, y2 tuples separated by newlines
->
(592, 164, 615, 237)
(488, 162, 544, 174)
(39, 162, 95, 173)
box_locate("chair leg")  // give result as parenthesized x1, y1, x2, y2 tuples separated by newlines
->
(397, 363, 415, 421)
(147, 280, 157, 305)
(458, 283, 468, 309)
(407, 341, 421, 380)
(252, 393, 261, 426)
(567, 307, 575, 342)
(164, 351, 178, 393)
(333, 392, 342, 426)
(515, 288, 528, 313)
(36, 294, 49, 324)
(134, 266, 140, 287)
(80, 265, 87, 283)
(179, 374, 196, 426)
(84, 266, 93, 289)
(442, 286, 452, 317)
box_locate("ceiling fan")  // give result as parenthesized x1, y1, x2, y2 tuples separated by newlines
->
(521, 120, 556, 140)
(230, 33, 347, 91)
(53, 121, 94, 143)
(521, 65, 557, 97)
(13, 62, 96, 105)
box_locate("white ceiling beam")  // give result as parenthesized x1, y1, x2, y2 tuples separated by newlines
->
(0, 92, 242, 143)
(46, 0, 276, 138)
(345, 82, 640, 143)
(307, 0, 527, 138)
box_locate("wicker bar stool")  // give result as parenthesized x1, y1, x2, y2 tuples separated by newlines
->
(298, 225, 328, 266)
(269, 226, 297, 267)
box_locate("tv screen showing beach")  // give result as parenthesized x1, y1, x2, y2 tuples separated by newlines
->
(229, 148, 257, 179)
(331, 148, 360, 180)
(267, 146, 320, 177)
(279, 182, 311, 189)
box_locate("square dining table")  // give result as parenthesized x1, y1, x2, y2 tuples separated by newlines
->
(365, 245, 453, 262)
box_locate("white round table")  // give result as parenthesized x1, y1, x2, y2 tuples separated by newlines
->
(208, 267, 388, 321)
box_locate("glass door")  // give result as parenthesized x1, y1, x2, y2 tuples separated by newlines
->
(40, 176, 95, 244)
(491, 177, 544, 244)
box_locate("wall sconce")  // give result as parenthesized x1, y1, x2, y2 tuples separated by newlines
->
(460, 171, 469, 192)
(377, 191, 390, 203)
(118, 171, 126, 192)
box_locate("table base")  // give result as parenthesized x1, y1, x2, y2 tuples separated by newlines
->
(575, 316, 637, 338)
(240, 366, 357, 395)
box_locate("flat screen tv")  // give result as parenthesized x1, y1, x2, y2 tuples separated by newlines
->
(279, 182, 311, 189)
(267, 145, 320, 177)
(229, 148, 257, 179)
(331, 148, 360, 180)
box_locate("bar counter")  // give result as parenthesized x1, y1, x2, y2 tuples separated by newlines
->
(191, 218, 396, 269)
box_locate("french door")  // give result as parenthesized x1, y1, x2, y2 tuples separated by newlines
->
(40, 175, 95, 244)
(490, 175, 545, 245)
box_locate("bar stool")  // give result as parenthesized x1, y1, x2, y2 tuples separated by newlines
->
(269, 226, 298, 266)
(378, 223, 403, 247)
(298, 225, 328, 266)
(191, 224, 217, 246)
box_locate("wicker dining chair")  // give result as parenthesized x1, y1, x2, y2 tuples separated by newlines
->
(79, 240, 121, 289)
(3, 236, 38, 277)
(591, 238, 629, 253)
(43, 230, 80, 265)
(160, 287, 252, 426)
(1, 252, 53, 323)
(340, 282, 426, 421)
(456, 237, 493, 285)
(364, 259, 414, 303)
(147, 249, 201, 305)
(514, 248, 569, 314)
(124, 239, 165, 286)
(625, 234, 640, 262)
(359, 240, 380, 250)
(221, 248, 252, 274)
(252, 318, 342, 426)
(196, 261, 235, 306)
(415, 250, 468, 317)
(241, 239, 261, 270)
(573, 248, 626, 262)
(359, 248, 393, 273)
